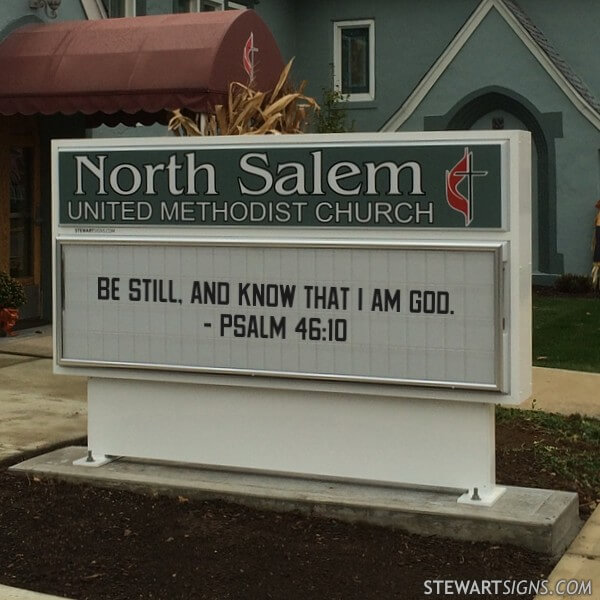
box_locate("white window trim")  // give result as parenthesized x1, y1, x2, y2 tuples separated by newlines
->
(118, 0, 242, 16)
(82, 0, 108, 19)
(167, 1, 222, 13)
(192, 0, 245, 11)
(198, 0, 223, 10)
(333, 19, 375, 102)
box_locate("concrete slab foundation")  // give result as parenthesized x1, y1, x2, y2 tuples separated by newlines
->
(10, 446, 581, 558)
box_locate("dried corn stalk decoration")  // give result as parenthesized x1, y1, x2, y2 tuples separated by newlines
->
(168, 60, 318, 137)
(592, 199, 600, 291)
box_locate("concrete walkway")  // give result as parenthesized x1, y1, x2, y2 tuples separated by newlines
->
(534, 507, 600, 600)
(0, 325, 53, 359)
(524, 366, 600, 418)
(0, 326, 86, 464)
(0, 585, 67, 600)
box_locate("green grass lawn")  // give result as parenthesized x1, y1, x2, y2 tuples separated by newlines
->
(533, 293, 600, 372)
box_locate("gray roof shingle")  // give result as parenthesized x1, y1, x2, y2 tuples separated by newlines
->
(501, 0, 600, 116)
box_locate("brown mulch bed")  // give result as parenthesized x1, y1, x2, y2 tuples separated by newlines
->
(496, 417, 597, 519)
(0, 414, 595, 600)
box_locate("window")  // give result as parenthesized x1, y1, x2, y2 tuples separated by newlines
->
(173, 0, 192, 12)
(193, 1, 247, 11)
(104, 0, 243, 17)
(9, 147, 34, 278)
(179, 0, 223, 11)
(102, 0, 145, 16)
(333, 19, 375, 102)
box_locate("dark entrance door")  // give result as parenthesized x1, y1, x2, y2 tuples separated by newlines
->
(0, 116, 41, 320)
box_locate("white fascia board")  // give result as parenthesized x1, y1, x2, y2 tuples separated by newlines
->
(381, 0, 600, 132)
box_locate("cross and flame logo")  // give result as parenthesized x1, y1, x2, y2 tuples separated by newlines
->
(243, 32, 258, 85)
(445, 147, 488, 226)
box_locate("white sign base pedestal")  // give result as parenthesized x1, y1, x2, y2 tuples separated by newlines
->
(78, 377, 505, 505)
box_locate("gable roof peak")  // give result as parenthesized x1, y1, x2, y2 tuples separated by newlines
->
(383, 0, 600, 132)
(499, 0, 600, 116)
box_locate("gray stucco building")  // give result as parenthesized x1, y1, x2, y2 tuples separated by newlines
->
(0, 0, 599, 322)
(257, 0, 600, 284)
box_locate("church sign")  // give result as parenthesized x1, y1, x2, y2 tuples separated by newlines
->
(52, 132, 531, 498)
(53, 134, 526, 399)
(58, 141, 503, 228)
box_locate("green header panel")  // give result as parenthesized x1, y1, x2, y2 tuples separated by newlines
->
(58, 142, 503, 228)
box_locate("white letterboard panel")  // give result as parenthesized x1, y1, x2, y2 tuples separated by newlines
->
(59, 242, 503, 390)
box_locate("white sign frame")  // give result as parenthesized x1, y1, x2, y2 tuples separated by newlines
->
(56, 238, 506, 392)
(52, 131, 531, 503)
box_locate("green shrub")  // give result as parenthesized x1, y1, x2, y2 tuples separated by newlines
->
(0, 271, 26, 308)
(315, 87, 354, 133)
(553, 273, 592, 295)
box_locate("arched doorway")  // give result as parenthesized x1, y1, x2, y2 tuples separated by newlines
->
(470, 110, 540, 269)
(424, 87, 564, 277)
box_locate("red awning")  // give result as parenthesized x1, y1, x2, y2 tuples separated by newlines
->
(0, 10, 284, 117)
